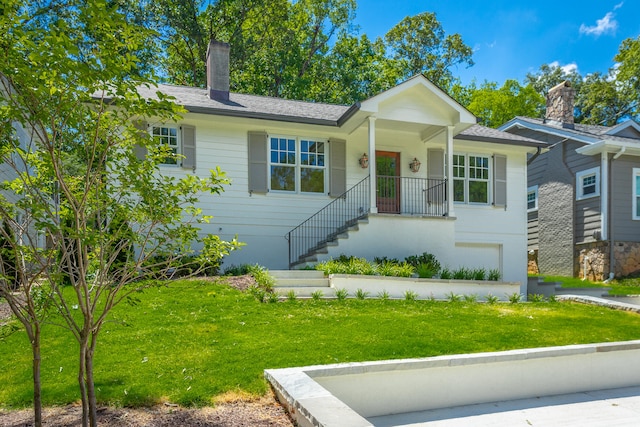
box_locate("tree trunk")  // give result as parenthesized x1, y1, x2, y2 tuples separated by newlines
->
(78, 336, 89, 427)
(31, 325, 42, 427)
(85, 340, 98, 427)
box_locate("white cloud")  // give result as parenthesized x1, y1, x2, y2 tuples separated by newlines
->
(614, 2, 624, 10)
(579, 11, 619, 37)
(549, 61, 579, 75)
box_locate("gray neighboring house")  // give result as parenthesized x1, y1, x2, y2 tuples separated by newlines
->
(499, 81, 640, 280)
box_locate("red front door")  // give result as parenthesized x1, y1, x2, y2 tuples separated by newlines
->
(376, 151, 400, 213)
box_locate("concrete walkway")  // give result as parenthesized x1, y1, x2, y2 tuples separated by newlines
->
(369, 386, 640, 426)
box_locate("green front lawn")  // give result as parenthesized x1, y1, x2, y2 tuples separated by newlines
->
(2, 279, 640, 409)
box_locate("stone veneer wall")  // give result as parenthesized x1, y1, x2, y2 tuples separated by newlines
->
(527, 250, 539, 275)
(546, 81, 575, 125)
(614, 242, 640, 277)
(575, 242, 609, 281)
(574, 241, 640, 280)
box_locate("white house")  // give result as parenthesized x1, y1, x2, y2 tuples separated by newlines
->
(135, 41, 544, 291)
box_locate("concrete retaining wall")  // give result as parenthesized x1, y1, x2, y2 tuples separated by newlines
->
(265, 340, 640, 427)
(329, 274, 520, 301)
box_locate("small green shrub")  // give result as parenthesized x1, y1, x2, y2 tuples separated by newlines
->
(373, 256, 400, 265)
(485, 294, 499, 304)
(249, 286, 266, 302)
(471, 268, 487, 281)
(548, 294, 558, 303)
(266, 292, 280, 303)
(311, 289, 324, 300)
(464, 294, 478, 303)
(453, 267, 472, 280)
(439, 267, 452, 280)
(404, 252, 441, 273)
(528, 293, 545, 302)
(247, 264, 275, 292)
(286, 290, 297, 301)
(355, 288, 370, 300)
(488, 269, 501, 281)
(508, 292, 523, 304)
(334, 288, 349, 300)
(377, 290, 390, 300)
(447, 291, 462, 302)
(404, 290, 418, 301)
(416, 263, 437, 278)
(223, 264, 251, 276)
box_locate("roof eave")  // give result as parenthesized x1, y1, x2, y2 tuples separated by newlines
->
(184, 105, 342, 127)
(455, 133, 548, 149)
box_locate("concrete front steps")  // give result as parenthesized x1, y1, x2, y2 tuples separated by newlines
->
(527, 276, 611, 298)
(289, 217, 368, 269)
(270, 270, 332, 298)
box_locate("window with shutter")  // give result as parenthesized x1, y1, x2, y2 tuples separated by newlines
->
(181, 125, 196, 170)
(248, 131, 268, 194)
(133, 120, 148, 160)
(493, 154, 507, 208)
(329, 138, 346, 197)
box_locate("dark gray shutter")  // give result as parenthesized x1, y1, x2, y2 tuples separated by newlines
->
(181, 124, 196, 171)
(248, 131, 268, 194)
(133, 120, 148, 160)
(493, 154, 507, 208)
(329, 138, 346, 197)
(427, 149, 445, 204)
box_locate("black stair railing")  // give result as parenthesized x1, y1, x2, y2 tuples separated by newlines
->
(287, 176, 370, 267)
(286, 176, 447, 267)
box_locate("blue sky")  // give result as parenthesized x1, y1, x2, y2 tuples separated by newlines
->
(354, 1, 640, 85)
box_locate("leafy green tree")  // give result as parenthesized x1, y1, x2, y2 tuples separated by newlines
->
(465, 80, 544, 127)
(613, 36, 640, 121)
(0, 1, 241, 426)
(306, 33, 397, 104)
(383, 11, 474, 90)
(525, 63, 584, 97)
(577, 71, 631, 126)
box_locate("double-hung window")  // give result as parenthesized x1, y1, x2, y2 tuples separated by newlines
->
(270, 136, 326, 194)
(527, 186, 538, 211)
(152, 126, 180, 165)
(576, 167, 600, 200)
(634, 168, 640, 220)
(453, 154, 490, 204)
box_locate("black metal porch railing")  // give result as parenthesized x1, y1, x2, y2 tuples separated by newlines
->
(376, 176, 447, 216)
(286, 176, 447, 267)
(287, 176, 370, 267)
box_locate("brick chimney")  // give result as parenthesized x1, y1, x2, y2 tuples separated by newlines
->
(206, 40, 230, 101)
(545, 81, 575, 129)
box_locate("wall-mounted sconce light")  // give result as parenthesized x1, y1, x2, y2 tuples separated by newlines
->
(359, 153, 369, 169)
(409, 157, 421, 173)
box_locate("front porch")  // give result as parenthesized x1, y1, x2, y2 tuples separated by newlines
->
(286, 175, 449, 268)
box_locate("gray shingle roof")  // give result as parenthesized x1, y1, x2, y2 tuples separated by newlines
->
(137, 84, 354, 126)
(511, 116, 640, 144)
(456, 124, 547, 148)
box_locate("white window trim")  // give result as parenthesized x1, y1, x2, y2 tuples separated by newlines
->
(452, 153, 492, 205)
(152, 125, 181, 167)
(633, 168, 640, 220)
(268, 135, 328, 195)
(527, 185, 538, 212)
(576, 167, 600, 200)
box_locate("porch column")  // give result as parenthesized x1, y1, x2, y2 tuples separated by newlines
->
(368, 116, 378, 213)
(600, 151, 608, 241)
(446, 125, 456, 217)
